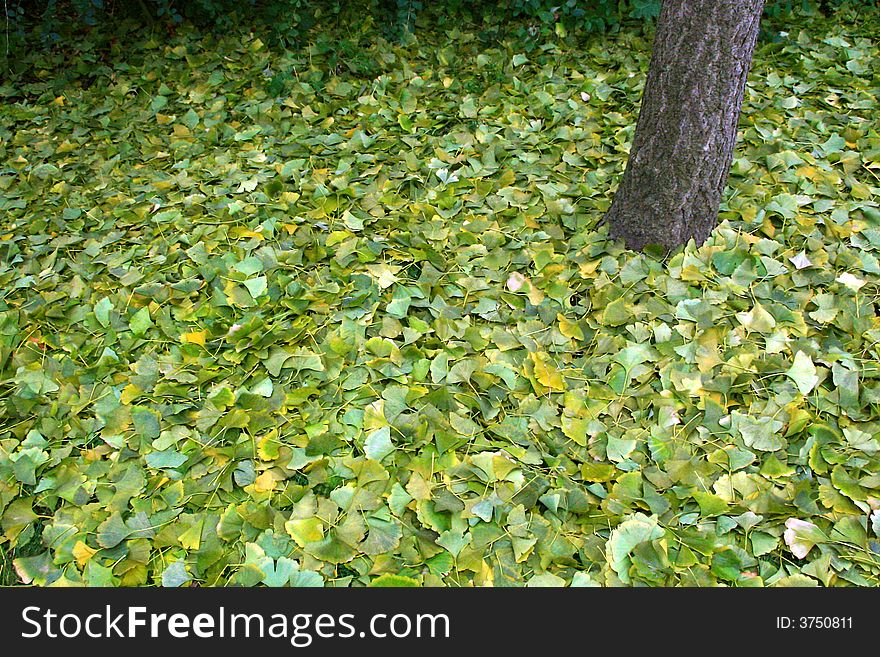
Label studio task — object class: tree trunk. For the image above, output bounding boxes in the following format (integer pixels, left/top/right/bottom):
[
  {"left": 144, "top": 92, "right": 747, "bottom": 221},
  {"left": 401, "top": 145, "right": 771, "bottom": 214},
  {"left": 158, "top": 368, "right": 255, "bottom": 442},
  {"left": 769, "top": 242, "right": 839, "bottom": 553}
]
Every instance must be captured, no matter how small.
[{"left": 605, "top": 0, "right": 765, "bottom": 251}]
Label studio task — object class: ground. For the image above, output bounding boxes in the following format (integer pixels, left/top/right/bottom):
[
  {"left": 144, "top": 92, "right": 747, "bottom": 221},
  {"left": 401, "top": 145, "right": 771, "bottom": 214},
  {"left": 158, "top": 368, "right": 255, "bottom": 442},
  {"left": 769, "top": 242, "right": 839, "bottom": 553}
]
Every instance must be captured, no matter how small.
[{"left": 0, "top": 11, "right": 879, "bottom": 587}]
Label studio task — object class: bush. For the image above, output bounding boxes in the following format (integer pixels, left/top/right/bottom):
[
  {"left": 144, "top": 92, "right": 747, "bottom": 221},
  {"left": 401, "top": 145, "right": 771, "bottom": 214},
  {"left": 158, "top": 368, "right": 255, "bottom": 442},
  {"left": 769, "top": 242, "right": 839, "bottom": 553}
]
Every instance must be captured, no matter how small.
[
  {"left": 1, "top": 0, "right": 871, "bottom": 58},
  {"left": 2, "top": 0, "right": 352, "bottom": 52}
]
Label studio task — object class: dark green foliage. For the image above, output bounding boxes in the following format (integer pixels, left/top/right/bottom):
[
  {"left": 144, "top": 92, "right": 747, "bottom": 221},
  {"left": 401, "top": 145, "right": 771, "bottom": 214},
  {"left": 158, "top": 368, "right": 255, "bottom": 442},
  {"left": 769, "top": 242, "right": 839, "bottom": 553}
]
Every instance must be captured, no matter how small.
[
  {"left": 3, "top": 1, "right": 351, "bottom": 53},
  {"left": 3, "top": 0, "right": 872, "bottom": 57}
]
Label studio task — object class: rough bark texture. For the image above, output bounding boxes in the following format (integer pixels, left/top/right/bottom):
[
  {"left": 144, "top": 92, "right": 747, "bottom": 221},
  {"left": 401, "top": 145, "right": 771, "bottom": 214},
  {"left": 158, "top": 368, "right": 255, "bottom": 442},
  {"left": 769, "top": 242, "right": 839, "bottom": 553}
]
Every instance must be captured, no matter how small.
[{"left": 605, "top": 0, "right": 766, "bottom": 251}]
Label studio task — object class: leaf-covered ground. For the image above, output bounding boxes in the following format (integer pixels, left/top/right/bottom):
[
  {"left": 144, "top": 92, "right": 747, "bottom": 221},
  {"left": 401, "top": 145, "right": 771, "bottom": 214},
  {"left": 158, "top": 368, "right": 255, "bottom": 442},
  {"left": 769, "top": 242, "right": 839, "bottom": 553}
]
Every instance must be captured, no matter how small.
[{"left": 1, "top": 11, "right": 879, "bottom": 587}]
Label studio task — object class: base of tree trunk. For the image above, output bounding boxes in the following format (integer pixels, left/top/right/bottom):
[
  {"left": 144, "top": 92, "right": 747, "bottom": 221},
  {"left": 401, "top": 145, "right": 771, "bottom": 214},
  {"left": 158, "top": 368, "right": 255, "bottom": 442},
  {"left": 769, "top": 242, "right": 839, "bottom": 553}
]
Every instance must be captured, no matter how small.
[
  {"left": 606, "top": 202, "right": 718, "bottom": 253},
  {"left": 604, "top": 0, "right": 765, "bottom": 252}
]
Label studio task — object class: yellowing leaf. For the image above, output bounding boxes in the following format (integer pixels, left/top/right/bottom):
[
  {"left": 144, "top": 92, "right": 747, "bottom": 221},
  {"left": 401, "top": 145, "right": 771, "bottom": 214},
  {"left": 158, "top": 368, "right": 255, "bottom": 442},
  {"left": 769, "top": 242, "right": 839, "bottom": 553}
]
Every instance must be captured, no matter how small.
[
  {"left": 253, "top": 471, "right": 276, "bottom": 493},
  {"left": 285, "top": 517, "right": 325, "bottom": 547},
  {"left": 580, "top": 462, "right": 616, "bottom": 482},
  {"left": 530, "top": 352, "right": 566, "bottom": 391},
  {"left": 557, "top": 314, "right": 584, "bottom": 340},
  {"left": 181, "top": 330, "right": 207, "bottom": 346},
  {"left": 735, "top": 302, "right": 776, "bottom": 333},
  {"left": 179, "top": 519, "right": 204, "bottom": 551},
  {"left": 72, "top": 540, "right": 98, "bottom": 568},
  {"left": 229, "top": 227, "right": 265, "bottom": 240},
  {"left": 120, "top": 383, "right": 142, "bottom": 405}
]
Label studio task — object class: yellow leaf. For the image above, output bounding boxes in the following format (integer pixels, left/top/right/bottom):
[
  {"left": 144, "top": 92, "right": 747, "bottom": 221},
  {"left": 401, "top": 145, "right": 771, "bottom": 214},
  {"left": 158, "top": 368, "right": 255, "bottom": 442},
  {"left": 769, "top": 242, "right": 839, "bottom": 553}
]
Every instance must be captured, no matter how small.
[
  {"left": 680, "top": 264, "right": 705, "bottom": 281},
  {"left": 253, "top": 470, "right": 276, "bottom": 493},
  {"left": 530, "top": 352, "right": 566, "bottom": 391},
  {"left": 795, "top": 165, "right": 817, "bottom": 180},
  {"left": 257, "top": 429, "right": 281, "bottom": 461},
  {"left": 736, "top": 302, "right": 777, "bottom": 334},
  {"left": 557, "top": 314, "right": 584, "bottom": 340},
  {"left": 760, "top": 216, "right": 776, "bottom": 238},
  {"left": 580, "top": 462, "right": 616, "bottom": 482},
  {"left": 527, "top": 285, "right": 544, "bottom": 305},
  {"left": 73, "top": 540, "right": 97, "bottom": 568},
  {"left": 579, "top": 260, "right": 600, "bottom": 276},
  {"left": 120, "top": 383, "right": 141, "bottom": 405},
  {"left": 738, "top": 206, "right": 758, "bottom": 223},
  {"left": 229, "top": 227, "right": 265, "bottom": 240},
  {"left": 179, "top": 520, "right": 203, "bottom": 551},
  {"left": 851, "top": 181, "right": 871, "bottom": 200},
  {"left": 285, "top": 517, "right": 324, "bottom": 547},
  {"left": 181, "top": 330, "right": 207, "bottom": 346},
  {"left": 561, "top": 415, "right": 588, "bottom": 446},
  {"left": 497, "top": 169, "right": 515, "bottom": 186}
]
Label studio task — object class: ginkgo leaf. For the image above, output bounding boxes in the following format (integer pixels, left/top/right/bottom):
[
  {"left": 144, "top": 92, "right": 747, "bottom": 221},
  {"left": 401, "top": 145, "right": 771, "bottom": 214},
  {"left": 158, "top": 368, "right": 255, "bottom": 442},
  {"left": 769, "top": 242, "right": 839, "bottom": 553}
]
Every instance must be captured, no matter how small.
[
  {"left": 529, "top": 351, "right": 566, "bottom": 391},
  {"left": 836, "top": 271, "right": 866, "bottom": 291},
  {"left": 605, "top": 513, "right": 665, "bottom": 585},
  {"left": 735, "top": 302, "right": 776, "bottom": 333},
  {"left": 783, "top": 518, "right": 827, "bottom": 559},
  {"left": 506, "top": 271, "right": 527, "bottom": 292},
  {"left": 788, "top": 251, "right": 812, "bottom": 269},
  {"left": 787, "top": 351, "right": 819, "bottom": 395},
  {"left": 181, "top": 330, "right": 207, "bottom": 346}
]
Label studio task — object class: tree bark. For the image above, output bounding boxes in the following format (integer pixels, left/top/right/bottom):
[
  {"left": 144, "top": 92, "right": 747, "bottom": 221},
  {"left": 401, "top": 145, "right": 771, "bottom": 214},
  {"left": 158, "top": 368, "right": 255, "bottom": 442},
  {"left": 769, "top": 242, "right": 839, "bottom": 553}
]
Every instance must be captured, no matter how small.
[{"left": 605, "top": 0, "right": 765, "bottom": 251}]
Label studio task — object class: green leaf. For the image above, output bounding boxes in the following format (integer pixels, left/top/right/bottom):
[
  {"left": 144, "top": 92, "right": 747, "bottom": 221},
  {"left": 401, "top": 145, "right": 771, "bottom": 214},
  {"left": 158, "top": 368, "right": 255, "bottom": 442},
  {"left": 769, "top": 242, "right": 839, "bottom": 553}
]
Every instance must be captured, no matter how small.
[
  {"left": 605, "top": 513, "right": 665, "bottom": 585},
  {"left": 14, "top": 552, "right": 60, "bottom": 585},
  {"left": 132, "top": 407, "right": 162, "bottom": 439},
  {"left": 436, "top": 529, "right": 471, "bottom": 557},
  {"left": 145, "top": 450, "right": 187, "bottom": 470},
  {"left": 4, "top": 14, "right": 879, "bottom": 589},
  {"left": 97, "top": 512, "right": 133, "bottom": 549},
  {"left": 734, "top": 412, "right": 785, "bottom": 452},
  {"left": 94, "top": 296, "right": 113, "bottom": 327},
  {"left": 602, "top": 298, "right": 632, "bottom": 327},
  {"left": 692, "top": 491, "right": 729, "bottom": 517},
  {"left": 361, "top": 518, "right": 403, "bottom": 555},
  {"left": 243, "top": 276, "right": 268, "bottom": 298},
  {"left": 302, "top": 535, "right": 358, "bottom": 564},
  {"left": 129, "top": 307, "right": 153, "bottom": 336},
  {"left": 786, "top": 350, "right": 819, "bottom": 395},
  {"left": 285, "top": 517, "right": 324, "bottom": 547},
  {"left": 526, "top": 572, "right": 567, "bottom": 587},
  {"left": 364, "top": 426, "right": 395, "bottom": 462},
  {"left": 2, "top": 498, "right": 38, "bottom": 542},
  {"left": 370, "top": 574, "right": 420, "bottom": 587},
  {"left": 162, "top": 561, "right": 192, "bottom": 587}
]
